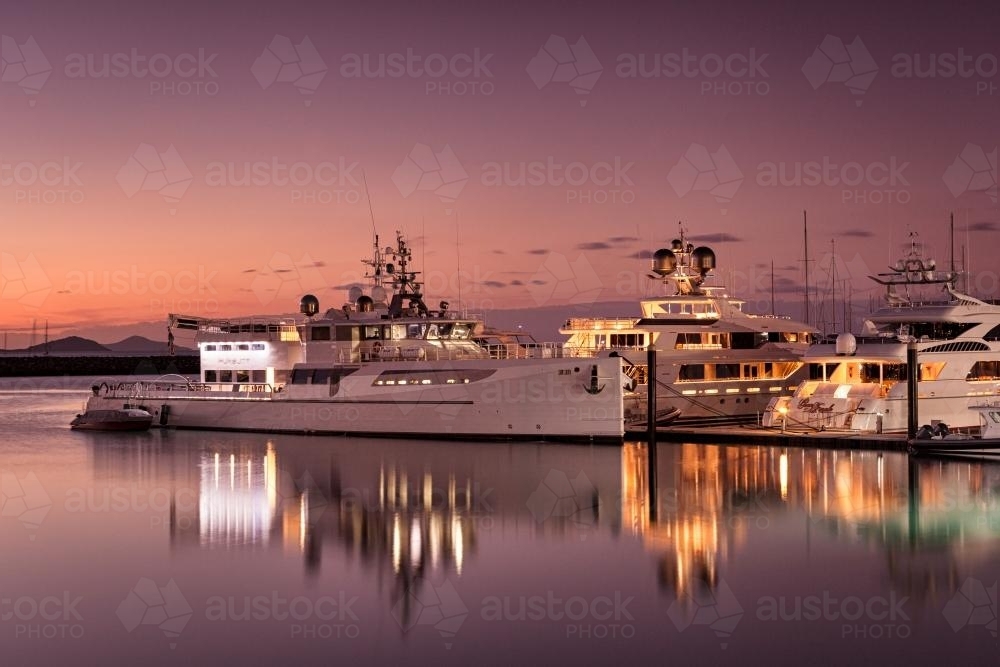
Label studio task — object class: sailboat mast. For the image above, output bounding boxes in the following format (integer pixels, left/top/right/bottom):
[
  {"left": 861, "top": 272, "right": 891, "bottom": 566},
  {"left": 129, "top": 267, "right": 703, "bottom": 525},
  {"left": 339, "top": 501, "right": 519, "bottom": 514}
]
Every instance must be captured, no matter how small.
[{"left": 803, "top": 210, "right": 810, "bottom": 327}]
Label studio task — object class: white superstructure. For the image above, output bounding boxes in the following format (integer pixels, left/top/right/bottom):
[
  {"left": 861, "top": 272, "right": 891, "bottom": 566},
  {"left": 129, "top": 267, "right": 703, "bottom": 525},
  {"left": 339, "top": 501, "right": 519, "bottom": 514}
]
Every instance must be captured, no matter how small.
[
  {"left": 84, "top": 233, "right": 627, "bottom": 442},
  {"left": 560, "top": 224, "right": 815, "bottom": 426},
  {"left": 764, "top": 233, "right": 1000, "bottom": 433}
]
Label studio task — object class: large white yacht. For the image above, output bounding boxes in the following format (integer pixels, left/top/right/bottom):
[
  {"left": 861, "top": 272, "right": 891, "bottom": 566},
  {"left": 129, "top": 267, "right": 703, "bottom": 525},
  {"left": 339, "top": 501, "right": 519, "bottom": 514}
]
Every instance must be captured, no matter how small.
[
  {"left": 763, "top": 234, "right": 1000, "bottom": 433},
  {"left": 82, "top": 233, "right": 628, "bottom": 442},
  {"left": 560, "top": 225, "right": 816, "bottom": 426}
]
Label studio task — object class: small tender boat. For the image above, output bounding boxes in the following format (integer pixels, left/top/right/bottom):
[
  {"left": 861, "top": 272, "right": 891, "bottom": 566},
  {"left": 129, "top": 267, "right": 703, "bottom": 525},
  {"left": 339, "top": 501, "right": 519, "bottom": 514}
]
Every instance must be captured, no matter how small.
[
  {"left": 70, "top": 408, "right": 153, "bottom": 431},
  {"left": 909, "top": 404, "right": 1000, "bottom": 459}
]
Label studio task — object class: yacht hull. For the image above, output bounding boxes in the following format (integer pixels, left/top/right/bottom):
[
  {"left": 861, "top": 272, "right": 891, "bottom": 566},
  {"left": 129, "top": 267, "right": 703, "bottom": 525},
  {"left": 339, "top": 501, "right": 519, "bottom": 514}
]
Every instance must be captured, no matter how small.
[{"left": 85, "top": 358, "right": 626, "bottom": 442}]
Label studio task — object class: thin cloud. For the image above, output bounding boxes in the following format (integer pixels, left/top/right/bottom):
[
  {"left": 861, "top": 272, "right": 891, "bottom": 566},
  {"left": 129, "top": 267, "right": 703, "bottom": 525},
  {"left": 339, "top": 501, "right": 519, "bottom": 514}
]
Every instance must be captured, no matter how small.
[
  {"left": 526, "top": 249, "right": 548, "bottom": 255},
  {"left": 482, "top": 280, "right": 506, "bottom": 288},
  {"left": 838, "top": 228, "right": 875, "bottom": 238},
  {"left": 578, "top": 241, "right": 612, "bottom": 250},
  {"left": 608, "top": 235, "right": 639, "bottom": 243},
  {"left": 492, "top": 249, "right": 506, "bottom": 255},
  {"left": 272, "top": 268, "right": 293, "bottom": 274},
  {"left": 510, "top": 279, "right": 524, "bottom": 286},
  {"left": 628, "top": 250, "right": 652, "bottom": 260},
  {"left": 688, "top": 233, "right": 744, "bottom": 243},
  {"left": 960, "top": 221, "right": 999, "bottom": 233},
  {"left": 241, "top": 268, "right": 257, "bottom": 273}
]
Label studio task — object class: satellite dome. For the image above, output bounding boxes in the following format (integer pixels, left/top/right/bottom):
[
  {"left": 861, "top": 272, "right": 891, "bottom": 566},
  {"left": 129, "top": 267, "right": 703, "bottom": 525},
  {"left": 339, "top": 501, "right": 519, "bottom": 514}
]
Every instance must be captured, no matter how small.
[
  {"left": 691, "top": 246, "right": 716, "bottom": 275},
  {"left": 651, "top": 248, "right": 677, "bottom": 276},
  {"left": 835, "top": 332, "right": 857, "bottom": 356},
  {"left": 357, "top": 295, "right": 374, "bottom": 312},
  {"left": 347, "top": 286, "right": 363, "bottom": 302},
  {"left": 372, "top": 286, "right": 388, "bottom": 303},
  {"left": 670, "top": 238, "right": 683, "bottom": 251},
  {"left": 299, "top": 294, "right": 320, "bottom": 317}
]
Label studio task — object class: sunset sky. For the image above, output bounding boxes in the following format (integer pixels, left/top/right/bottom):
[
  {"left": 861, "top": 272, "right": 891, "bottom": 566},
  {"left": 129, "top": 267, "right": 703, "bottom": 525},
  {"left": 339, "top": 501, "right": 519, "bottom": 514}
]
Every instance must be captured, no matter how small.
[{"left": 0, "top": 0, "right": 996, "bottom": 345}]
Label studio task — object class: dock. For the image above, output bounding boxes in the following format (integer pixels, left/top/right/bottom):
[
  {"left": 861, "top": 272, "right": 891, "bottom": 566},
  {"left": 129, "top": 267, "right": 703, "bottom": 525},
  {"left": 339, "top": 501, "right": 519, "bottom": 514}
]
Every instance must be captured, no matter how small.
[{"left": 625, "top": 424, "right": 910, "bottom": 451}]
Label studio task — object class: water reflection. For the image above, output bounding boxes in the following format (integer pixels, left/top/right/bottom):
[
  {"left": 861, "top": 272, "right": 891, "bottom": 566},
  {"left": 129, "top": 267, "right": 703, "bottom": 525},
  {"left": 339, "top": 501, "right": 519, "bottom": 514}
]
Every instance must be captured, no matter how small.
[
  {"left": 622, "top": 443, "right": 1000, "bottom": 605},
  {"left": 83, "top": 435, "right": 1000, "bottom": 623}
]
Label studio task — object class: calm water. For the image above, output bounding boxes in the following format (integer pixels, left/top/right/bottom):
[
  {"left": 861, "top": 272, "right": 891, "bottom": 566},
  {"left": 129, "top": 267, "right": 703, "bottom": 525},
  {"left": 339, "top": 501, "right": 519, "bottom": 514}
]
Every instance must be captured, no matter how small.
[{"left": 1, "top": 378, "right": 998, "bottom": 665}]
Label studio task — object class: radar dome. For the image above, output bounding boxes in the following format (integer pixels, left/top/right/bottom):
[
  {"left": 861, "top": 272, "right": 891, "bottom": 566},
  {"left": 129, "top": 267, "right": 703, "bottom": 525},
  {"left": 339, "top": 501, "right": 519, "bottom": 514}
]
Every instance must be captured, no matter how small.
[
  {"left": 651, "top": 248, "right": 677, "bottom": 276},
  {"left": 835, "top": 332, "right": 857, "bottom": 356},
  {"left": 347, "top": 286, "right": 363, "bottom": 302},
  {"left": 670, "top": 238, "right": 683, "bottom": 251},
  {"left": 691, "top": 246, "right": 716, "bottom": 275},
  {"left": 371, "top": 286, "right": 388, "bottom": 303},
  {"left": 357, "top": 295, "right": 374, "bottom": 312},
  {"left": 299, "top": 294, "right": 320, "bottom": 317}
]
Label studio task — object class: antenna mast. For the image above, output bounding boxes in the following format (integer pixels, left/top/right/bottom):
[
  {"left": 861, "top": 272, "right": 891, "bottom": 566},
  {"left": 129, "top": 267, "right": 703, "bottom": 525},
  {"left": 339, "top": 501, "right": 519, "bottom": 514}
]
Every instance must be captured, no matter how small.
[{"left": 803, "top": 211, "right": 810, "bottom": 327}]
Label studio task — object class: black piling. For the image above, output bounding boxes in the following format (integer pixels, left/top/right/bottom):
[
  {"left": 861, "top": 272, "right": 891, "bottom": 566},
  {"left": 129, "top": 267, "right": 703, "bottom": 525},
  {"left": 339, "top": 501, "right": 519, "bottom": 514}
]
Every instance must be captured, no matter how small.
[
  {"left": 906, "top": 341, "right": 918, "bottom": 440},
  {"left": 646, "top": 345, "right": 657, "bottom": 521}
]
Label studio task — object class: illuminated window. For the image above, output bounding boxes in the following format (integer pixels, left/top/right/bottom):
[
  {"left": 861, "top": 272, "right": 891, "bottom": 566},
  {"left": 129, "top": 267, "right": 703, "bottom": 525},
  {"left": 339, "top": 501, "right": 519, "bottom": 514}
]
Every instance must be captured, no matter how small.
[{"left": 252, "top": 343, "right": 265, "bottom": 351}]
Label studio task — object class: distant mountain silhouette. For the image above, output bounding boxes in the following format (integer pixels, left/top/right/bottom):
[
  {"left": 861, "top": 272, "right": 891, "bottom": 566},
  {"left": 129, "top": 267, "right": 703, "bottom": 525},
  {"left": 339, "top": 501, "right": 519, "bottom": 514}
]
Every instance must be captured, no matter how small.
[
  {"left": 10, "top": 334, "right": 196, "bottom": 355},
  {"left": 21, "top": 336, "right": 109, "bottom": 353}
]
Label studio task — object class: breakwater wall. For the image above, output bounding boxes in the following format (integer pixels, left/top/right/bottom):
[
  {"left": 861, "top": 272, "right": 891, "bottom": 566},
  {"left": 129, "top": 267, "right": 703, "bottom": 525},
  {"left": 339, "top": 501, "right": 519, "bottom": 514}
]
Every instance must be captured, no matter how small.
[{"left": 0, "top": 355, "right": 199, "bottom": 377}]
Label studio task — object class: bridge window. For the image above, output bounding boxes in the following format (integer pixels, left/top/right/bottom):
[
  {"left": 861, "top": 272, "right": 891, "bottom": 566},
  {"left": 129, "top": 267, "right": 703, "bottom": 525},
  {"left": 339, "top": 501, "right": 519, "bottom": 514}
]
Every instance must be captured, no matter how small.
[
  {"left": 610, "top": 333, "right": 643, "bottom": 348},
  {"left": 252, "top": 370, "right": 267, "bottom": 383},
  {"left": 204, "top": 370, "right": 217, "bottom": 382},
  {"left": 219, "top": 370, "right": 232, "bottom": 383},
  {"left": 311, "top": 326, "right": 331, "bottom": 341},
  {"left": 678, "top": 364, "right": 705, "bottom": 381},
  {"left": 968, "top": 360, "right": 1000, "bottom": 380},
  {"left": 291, "top": 369, "right": 314, "bottom": 384},
  {"left": 236, "top": 370, "right": 250, "bottom": 383}
]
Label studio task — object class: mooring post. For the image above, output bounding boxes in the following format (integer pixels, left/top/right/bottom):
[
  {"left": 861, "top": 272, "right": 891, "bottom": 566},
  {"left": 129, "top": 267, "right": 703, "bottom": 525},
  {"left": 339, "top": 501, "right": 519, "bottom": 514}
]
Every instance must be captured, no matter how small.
[
  {"left": 647, "top": 345, "right": 657, "bottom": 522},
  {"left": 906, "top": 341, "right": 918, "bottom": 440}
]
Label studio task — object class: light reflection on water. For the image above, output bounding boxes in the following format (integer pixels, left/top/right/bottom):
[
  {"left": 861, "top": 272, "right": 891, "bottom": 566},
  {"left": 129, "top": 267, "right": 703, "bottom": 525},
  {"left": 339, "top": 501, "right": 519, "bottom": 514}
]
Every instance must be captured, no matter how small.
[{"left": 1, "top": 389, "right": 998, "bottom": 665}]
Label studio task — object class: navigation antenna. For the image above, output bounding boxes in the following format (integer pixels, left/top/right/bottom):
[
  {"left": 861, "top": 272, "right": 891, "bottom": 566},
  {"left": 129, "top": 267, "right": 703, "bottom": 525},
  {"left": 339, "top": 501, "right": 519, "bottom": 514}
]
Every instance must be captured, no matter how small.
[
  {"left": 455, "top": 212, "right": 464, "bottom": 316},
  {"left": 362, "top": 170, "right": 385, "bottom": 289}
]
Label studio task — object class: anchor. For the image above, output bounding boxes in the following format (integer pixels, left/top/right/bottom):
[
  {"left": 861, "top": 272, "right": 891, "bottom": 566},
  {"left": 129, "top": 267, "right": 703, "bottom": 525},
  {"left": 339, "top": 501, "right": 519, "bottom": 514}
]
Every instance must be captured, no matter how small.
[{"left": 584, "top": 365, "right": 606, "bottom": 395}]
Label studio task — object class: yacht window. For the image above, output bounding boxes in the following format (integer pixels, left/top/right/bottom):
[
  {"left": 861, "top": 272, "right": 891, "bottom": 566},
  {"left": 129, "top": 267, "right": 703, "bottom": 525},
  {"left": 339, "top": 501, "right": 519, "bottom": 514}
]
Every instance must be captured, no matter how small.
[
  {"left": 610, "top": 333, "right": 643, "bottom": 348},
  {"left": 312, "top": 369, "right": 333, "bottom": 385},
  {"left": 407, "top": 324, "right": 426, "bottom": 339},
  {"left": 678, "top": 364, "right": 705, "bottom": 381},
  {"left": 205, "top": 345, "right": 217, "bottom": 351},
  {"left": 219, "top": 370, "right": 233, "bottom": 383},
  {"left": 291, "top": 369, "right": 314, "bottom": 384},
  {"left": 364, "top": 326, "right": 381, "bottom": 340},
  {"left": 251, "top": 370, "right": 266, "bottom": 383},
  {"left": 236, "top": 370, "right": 250, "bottom": 383},
  {"left": 984, "top": 325, "right": 1000, "bottom": 341},
  {"left": 220, "top": 345, "right": 232, "bottom": 351},
  {"left": 311, "top": 326, "right": 331, "bottom": 341},
  {"left": 391, "top": 324, "right": 406, "bottom": 340},
  {"left": 992, "top": 411, "right": 1000, "bottom": 424},
  {"left": 450, "top": 324, "right": 470, "bottom": 339},
  {"left": 908, "top": 321, "right": 980, "bottom": 340},
  {"left": 715, "top": 363, "right": 740, "bottom": 379},
  {"left": 968, "top": 360, "right": 1000, "bottom": 381},
  {"left": 426, "top": 324, "right": 440, "bottom": 339},
  {"left": 251, "top": 343, "right": 265, "bottom": 350},
  {"left": 238, "top": 344, "right": 249, "bottom": 351},
  {"left": 204, "top": 370, "right": 217, "bottom": 382},
  {"left": 438, "top": 323, "right": 453, "bottom": 337}
]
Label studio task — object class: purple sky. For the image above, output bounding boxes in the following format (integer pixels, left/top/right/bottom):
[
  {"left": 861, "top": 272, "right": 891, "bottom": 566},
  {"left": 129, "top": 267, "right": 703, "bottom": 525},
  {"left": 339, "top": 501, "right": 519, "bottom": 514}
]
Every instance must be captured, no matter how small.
[{"left": 0, "top": 0, "right": 996, "bottom": 343}]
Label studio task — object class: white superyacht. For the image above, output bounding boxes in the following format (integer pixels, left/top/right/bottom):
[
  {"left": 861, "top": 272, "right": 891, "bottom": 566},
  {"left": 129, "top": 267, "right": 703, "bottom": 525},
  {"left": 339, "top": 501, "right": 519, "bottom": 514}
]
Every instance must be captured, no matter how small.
[
  {"left": 83, "top": 233, "right": 628, "bottom": 441},
  {"left": 560, "top": 225, "right": 816, "bottom": 426}
]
